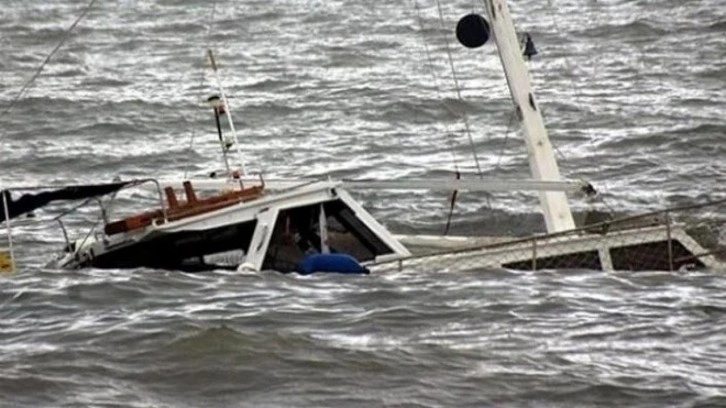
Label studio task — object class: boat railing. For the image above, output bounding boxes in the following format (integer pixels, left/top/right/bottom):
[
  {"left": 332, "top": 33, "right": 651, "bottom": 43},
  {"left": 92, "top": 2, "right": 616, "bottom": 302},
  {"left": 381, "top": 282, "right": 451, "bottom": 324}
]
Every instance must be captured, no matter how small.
[
  {"left": 1, "top": 179, "right": 168, "bottom": 263},
  {"left": 375, "top": 197, "right": 726, "bottom": 272},
  {"left": 60, "top": 179, "right": 167, "bottom": 255}
]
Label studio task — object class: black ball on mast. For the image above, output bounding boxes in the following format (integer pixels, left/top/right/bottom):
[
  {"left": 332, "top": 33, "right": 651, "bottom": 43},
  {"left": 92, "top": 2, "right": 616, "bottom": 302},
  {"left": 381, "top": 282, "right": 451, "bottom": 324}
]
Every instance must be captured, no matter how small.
[{"left": 456, "top": 14, "right": 490, "bottom": 48}]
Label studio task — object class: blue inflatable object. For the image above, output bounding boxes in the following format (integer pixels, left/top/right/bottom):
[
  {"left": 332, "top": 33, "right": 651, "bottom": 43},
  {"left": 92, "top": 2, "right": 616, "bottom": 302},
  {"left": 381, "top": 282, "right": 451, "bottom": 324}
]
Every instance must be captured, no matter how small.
[{"left": 296, "top": 253, "right": 369, "bottom": 275}]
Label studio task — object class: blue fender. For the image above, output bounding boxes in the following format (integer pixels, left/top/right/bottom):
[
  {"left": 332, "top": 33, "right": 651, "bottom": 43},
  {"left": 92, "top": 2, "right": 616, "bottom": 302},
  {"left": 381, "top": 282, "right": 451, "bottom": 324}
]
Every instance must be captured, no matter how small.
[{"left": 296, "top": 253, "right": 369, "bottom": 275}]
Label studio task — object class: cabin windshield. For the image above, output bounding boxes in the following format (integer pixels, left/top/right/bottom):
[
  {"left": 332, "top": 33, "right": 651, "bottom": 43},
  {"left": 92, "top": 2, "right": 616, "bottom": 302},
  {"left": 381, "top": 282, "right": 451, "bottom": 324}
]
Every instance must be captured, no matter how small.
[
  {"left": 263, "top": 199, "right": 394, "bottom": 272},
  {"left": 91, "top": 219, "right": 258, "bottom": 272}
]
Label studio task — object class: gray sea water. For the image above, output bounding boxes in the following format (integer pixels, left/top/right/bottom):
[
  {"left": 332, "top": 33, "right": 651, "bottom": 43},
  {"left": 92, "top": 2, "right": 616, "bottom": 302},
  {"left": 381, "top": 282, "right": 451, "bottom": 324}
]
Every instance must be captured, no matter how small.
[{"left": 1, "top": 0, "right": 726, "bottom": 406}]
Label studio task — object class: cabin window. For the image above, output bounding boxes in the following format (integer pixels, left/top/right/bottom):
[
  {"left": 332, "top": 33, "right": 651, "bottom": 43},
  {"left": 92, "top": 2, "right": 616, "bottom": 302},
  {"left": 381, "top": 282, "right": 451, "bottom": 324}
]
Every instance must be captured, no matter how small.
[
  {"left": 93, "top": 219, "right": 257, "bottom": 272},
  {"left": 503, "top": 250, "right": 602, "bottom": 271},
  {"left": 609, "top": 240, "right": 704, "bottom": 271},
  {"left": 263, "top": 200, "right": 394, "bottom": 272}
]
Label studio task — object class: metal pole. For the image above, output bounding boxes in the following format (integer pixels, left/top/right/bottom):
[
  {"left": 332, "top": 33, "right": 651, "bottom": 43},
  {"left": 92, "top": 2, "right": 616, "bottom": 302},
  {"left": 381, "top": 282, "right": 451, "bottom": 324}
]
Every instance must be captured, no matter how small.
[
  {"left": 207, "top": 49, "right": 247, "bottom": 177},
  {"left": 148, "top": 179, "right": 168, "bottom": 223},
  {"left": 665, "top": 211, "right": 673, "bottom": 272},
  {"left": 212, "top": 102, "right": 232, "bottom": 176},
  {"left": 319, "top": 204, "right": 330, "bottom": 254}
]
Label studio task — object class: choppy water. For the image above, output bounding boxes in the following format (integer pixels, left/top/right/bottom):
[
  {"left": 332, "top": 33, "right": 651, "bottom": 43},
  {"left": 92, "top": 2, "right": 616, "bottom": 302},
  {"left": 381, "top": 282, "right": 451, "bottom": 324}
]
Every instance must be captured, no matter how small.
[{"left": 1, "top": 0, "right": 725, "bottom": 406}]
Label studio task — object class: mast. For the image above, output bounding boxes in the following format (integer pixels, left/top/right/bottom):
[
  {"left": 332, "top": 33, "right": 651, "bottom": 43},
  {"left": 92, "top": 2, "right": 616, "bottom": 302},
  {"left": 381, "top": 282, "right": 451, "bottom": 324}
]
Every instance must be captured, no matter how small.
[{"left": 483, "top": 0, "right": 575, "bottom": 233}]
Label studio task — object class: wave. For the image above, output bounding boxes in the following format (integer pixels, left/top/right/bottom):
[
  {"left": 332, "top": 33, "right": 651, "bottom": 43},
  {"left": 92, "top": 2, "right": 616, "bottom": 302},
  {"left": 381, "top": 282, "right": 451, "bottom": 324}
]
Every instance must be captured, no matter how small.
[
  {"left": 706, "top": 20, "right": 726, "bottom": 32},
  {"left": 576, "top": 19, "right": 669, "bottom": 39}
]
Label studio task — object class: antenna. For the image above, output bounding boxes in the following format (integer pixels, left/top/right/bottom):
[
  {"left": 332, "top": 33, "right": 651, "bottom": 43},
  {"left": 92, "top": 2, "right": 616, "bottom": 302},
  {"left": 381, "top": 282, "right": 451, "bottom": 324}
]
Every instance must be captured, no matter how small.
[
  {"left": 207, "top": 50, "right": 247, "bottom": 178},
  {"left": 207, "top": 95, "right": 232, "bottom": 176}
]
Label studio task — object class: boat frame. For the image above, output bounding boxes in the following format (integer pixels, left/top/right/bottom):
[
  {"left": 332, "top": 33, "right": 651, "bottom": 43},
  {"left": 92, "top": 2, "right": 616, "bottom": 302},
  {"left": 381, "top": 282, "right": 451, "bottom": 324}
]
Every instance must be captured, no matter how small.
[{"left": 54, "top": 179, "right": 411, "bottom": 272}]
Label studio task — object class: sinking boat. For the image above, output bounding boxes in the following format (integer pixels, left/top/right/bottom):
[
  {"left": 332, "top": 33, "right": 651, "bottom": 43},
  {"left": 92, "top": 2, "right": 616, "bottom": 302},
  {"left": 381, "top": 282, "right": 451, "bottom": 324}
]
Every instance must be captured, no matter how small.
[{"left": 2, "top": 0, "right": 724, "bottom": 274}]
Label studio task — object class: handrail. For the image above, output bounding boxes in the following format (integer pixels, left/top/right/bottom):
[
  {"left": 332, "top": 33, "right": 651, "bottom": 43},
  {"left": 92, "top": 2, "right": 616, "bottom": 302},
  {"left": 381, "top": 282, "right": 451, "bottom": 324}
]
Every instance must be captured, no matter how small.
[
  {"left": 375, "top": 197, "right": 726, "bottom": 265},
  {"left": 146, "top": 178, "right": 168, "bottom": 223},
  {"left": 154, "top": 177, "right": 591, "bottom": 194}
]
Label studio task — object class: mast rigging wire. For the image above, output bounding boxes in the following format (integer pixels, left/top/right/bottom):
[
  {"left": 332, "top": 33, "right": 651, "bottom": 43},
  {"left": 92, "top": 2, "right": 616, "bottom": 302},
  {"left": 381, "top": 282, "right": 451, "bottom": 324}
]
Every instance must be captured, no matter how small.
[
  {"left": 433, "top": 0, "right": 486, "bottom": 180},
  {"left": 411, "top": 0, "right": 470, "bottom": 235},
  {"left": 0, "top": 0, "right": 98, "bottom": 142},
  {"left": 545, "top": 0, "right": 615, "bottom": 216},
  {"left": 410, "top": 0, "right": 461, "bottom": 174}
]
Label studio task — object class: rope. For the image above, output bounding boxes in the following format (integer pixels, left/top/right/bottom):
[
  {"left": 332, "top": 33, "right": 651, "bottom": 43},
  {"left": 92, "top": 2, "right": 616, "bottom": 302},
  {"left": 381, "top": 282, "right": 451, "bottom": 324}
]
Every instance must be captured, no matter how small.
[
  {"left": 411, "top": 0, "right": 467, "bottom": 233},
  {"left": 534, "top": 1, "right": 572, "bottom": 169},
  {"left": 543, "top": 0, "right": 600, "bottom": 174},
  {"left": 410, "top": 0, "right": 462, "bottom": 175},
  {"left": 494, "top": 108, "right": 517, "bottom": 169},
  {"left": 433, "top": 0, "right": 486, "bottom": 180},
  {"left": 0, "top": 0, "right": 98, "bottom": 141},
  {"left": 545, "top": 0, "right": 616, "bottom": 217}
]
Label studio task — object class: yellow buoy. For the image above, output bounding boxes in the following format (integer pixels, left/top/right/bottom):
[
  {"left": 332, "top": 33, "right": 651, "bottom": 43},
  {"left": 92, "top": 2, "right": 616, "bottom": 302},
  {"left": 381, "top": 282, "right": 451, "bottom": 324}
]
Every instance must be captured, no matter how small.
[{"left": 0, "top": 249, "right": 14, "bottom": 273}]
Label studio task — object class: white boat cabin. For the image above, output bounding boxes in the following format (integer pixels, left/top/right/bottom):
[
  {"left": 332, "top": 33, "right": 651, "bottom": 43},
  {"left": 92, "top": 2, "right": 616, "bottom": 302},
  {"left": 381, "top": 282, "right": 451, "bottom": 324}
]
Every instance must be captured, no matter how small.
[{"left": 55, "top": 180, "right": 410, "bottom": 273}]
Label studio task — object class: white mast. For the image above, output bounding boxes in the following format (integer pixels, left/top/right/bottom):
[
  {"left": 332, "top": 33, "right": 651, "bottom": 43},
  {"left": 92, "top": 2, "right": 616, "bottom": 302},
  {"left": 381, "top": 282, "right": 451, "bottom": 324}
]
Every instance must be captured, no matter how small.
[{"left": 483, "top": 0, "right": 575, "bottom": 233}]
